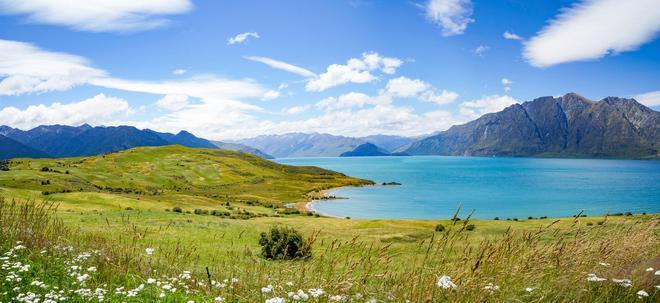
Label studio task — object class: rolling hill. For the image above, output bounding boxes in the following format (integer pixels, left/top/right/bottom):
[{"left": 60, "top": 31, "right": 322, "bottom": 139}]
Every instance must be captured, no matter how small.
[
  {"left": 0, "top": 145, "right": 372, "bottom": 209},
  {"left": 404, "top": 93, "right": 660, "bottom": 159}
]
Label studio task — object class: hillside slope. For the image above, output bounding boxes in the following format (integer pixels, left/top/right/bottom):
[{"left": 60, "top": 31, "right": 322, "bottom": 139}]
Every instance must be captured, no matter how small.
[
  {"left": 405, "top": 93, "right": 660, "bottom": 159},
  {"left": 234, "top": 133, "right": 366, "bottom": 157},
  {"left": 0, "top": 145, "right": 371, "bottom": 207}
]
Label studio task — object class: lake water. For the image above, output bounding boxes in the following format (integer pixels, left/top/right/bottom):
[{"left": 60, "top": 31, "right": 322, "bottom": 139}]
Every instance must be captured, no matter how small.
[{"left": 276, "top": 156, "right": 660, "bottom": 220}]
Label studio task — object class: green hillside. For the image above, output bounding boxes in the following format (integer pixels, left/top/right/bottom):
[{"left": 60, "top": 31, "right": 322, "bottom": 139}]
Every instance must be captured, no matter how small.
[{"left": 0, "top": 145, "right": 372, "bottom": 212}]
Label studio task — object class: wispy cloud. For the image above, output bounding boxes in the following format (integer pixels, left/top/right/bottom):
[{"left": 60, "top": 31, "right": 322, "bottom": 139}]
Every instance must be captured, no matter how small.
[
  {"left": 0, "top": 39, "right": 106, "bottom": 96},
  {"left": 473, "top": 45, "right": 490, "bottom": 57},
  {"left": 172, "top": 69, "right": 187, "bottom": 75},
  {"left": 381, "top": 76, "right": 458, "bottom": 105},
  {"left": 244, "top": 56, "right": 316, "bottom": 78},
  {"left": 227, "top": 32, "right": 260, "bottom": 45},
  {"left": 501, "top": 78, "right": 513, "bottom": 91},
  {"left": 0, "top": 0, "right": 193, "bottom": 33},
  {"left": 524, "top": 0, "right": 660, "bottom": 67},
  {"left": 634, "top": 90, "right": 660, "bottom": 107},
  {"left": 459, "top": 95, "right": 517, "bottom": 119},
  {"left": 503, "top": 31, "right": 523, "bottom": 41},
  {"left": 423, "top": 0, "right": 473, "bottom": 36}
]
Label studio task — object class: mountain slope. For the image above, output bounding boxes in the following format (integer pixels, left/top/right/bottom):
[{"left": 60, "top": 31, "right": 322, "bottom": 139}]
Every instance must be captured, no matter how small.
[
  {"left": 234, "top": 133, "right": 366, "bottom": 157},
  {"left": 404, "top": 93, "right": 660, "bottom": 159},
  {"left": 54, "top": 126, "right": 171, "bottom": 157},
  {"left": 210, "top": 141, "right": 274, "bottom": 159},
  {"left": 0, "top": 135, "right": 49, "bottom": 160},
  {"left": 149, "top": 130, "right": 217, "bottom": 148},
  {"left": 0, "top": 124, "right": 91, "bottom": 157}
]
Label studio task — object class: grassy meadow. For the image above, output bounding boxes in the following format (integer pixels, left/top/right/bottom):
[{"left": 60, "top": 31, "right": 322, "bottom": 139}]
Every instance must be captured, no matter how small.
[{"left": 0, "top": 146, "right": 658, "bottom": 302}]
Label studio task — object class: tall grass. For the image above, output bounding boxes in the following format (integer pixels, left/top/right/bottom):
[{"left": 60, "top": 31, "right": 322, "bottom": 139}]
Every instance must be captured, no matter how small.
[{"left": 1, "top": 198, "right": 658, "bottom": 302}]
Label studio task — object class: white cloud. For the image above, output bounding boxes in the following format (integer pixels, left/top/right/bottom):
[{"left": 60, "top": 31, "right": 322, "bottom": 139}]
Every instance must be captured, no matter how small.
[
  {"left": 501, "top": 78, "right": 513, "bottom": 92},
  {"left": 227, "top": 32, "right": 260, "bottom": 45},
  {"left": 262, "top": 90, "right": 280, "bottom": 101},
  {"left": 306, "top": 52, "right": 402, "bottom": 92},
  {"left": 315, "top": 92, "right": 389, "bottom": 111},
  {"left": 172, "top": 69, "right": 187, "bottom": 75},
  {"left": 0, "top": 39, "right": 105, "bottom": 96},
  {"left": 473, "top": 45, "right": 490, "bottom": 57},
  {"left": 282, "top": 105, "right": 310, "bottom": 115},
  {"left": 244, "top": 56, "right": 316, "bottom": 78},
  {"left": 0, "top": 0, "right": 192, "bottom": 33},
  {"left": 634, "top": 91, "right": 660, "bottom": 107},
  {"left": 0, "top": 94, "right": 133, "bottom": 129},
  {"left": 503, "top": 31, "right": 523, "bottom": 41},
  {"left": 156, "top": 94, "right": 189, "bottom": 111},
  {"left": 424, "top": 0, "right": 473, "bottom": 36},
  {"left": 524, "top": 0, "right": 660, "bottom": 67},
  {"left": 459, "top": 95, "right": 517, "bottom": 119},
  {"left": 381, "top": 77, "right": 458, "bottom": 105},
  {"left": 383, "top": 77, "right": 429, "bottom": 98},
  {"left": 419, "top": 90, "right": 459, "bottom": 105}
]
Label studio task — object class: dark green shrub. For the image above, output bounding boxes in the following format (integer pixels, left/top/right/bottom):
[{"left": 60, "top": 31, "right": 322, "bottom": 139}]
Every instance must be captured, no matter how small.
[
  {"left": 528, "top": 216, "right": 534, "bottom": 220},
  {"left": 586, "top": 222, "right": 593, "bottom": 226},
  {"left": 435, "top": 224, "right": 445, "bottom": 232},
  {"left": 493, "top": 217, "right": 499, "bottom": 220},
  {"left": 465, "top": 224, "right": 476, "bottom": 231},
  {"left": 597, "top": 221, "right": 604, "bottom": 225},
  {"left": 258, "top": 226, "right": 311, "bottom": 260},
  {"left": 172, "top": 207, "right": 183, "bottom": 213},
  {"left": 625, "top": 212, "right": 633, "bottom": 216}
]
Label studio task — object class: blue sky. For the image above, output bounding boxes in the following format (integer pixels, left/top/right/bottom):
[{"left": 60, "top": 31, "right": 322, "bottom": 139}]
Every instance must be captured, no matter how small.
[{"left": 0, "top": 0, "right": 659, "bottom": 139}]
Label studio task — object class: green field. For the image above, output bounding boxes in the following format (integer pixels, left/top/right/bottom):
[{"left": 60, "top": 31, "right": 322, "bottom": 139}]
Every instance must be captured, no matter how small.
[{"left": 0, "top": 146, "right": 658, "bottom": 302}]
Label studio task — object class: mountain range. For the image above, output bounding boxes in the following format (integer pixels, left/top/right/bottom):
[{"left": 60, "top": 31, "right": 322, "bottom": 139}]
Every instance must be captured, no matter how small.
[
  {"left": 404, "top": 93, "right": 659, "bottom": 159},
  {"left": 1, "top": 93, "right": 657, "bottom": 160},
  {"left": 0, "top": 125, "right": 272, "bottom": 160},
  {"left": 231, "top": 133, "right": 416, "bottom": 158}
]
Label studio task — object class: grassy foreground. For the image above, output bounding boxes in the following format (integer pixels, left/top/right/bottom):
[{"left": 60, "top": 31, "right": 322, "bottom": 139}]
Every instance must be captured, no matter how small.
[{"left": 0, "top": 146, "right": 658, "bottom": 302}]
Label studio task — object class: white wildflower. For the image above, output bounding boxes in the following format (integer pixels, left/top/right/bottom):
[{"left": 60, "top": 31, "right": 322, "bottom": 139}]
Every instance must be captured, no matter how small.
[
  {"left": 214, "top": 297, "right": 225, "bottom": 302},
  {"left": 637, "top": 290, "right": 649, "bottom": 298},
  {"left": 611, "top": 278, "right": 632, "bottom": 287},
  {"left": 145, "top": 248, "right": 154, "bottom": 256},
  {"left": 265, "top": 297, "right": 285, "bottom": 303},
  {"left": 598, "top": 262, "right": 610, "bottom": 267},
  {"left": 525, "top": 287, "right": 534, "bottom": 293},
  {"left": 645, "top": 267, "right": 654, "bottom": 272},
  {"left": 308, "top": 288, "right": 325, "bottom": 298},
  {"left": 261, "top": 284, "right": 273, "bottom": 294},
  {"left": 147, "top": 278, "right": 156, "bottom": 284},
  {"left": 329, "top": 295, "right": 346, "bottom": 302},
  {"left": 87, "top": 266, "right": 97, "bottom": 272},
  {"left": 655, "top": 270, "right": 660, "bottom": 276},
  {"left": 286, "top": 281, "right": 294, "bottom": 287},
  {"left": 436, "top": 275, "right": 457, "bottom": 289},
  {"left": 484, "top": 282, "right": 500, "bottom": 291},
  {"left": 586, "top": 273, "right": 606, "bottom": 282}
]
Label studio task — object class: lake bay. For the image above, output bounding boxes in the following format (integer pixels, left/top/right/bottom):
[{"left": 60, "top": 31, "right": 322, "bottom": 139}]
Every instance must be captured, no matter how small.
[{"left": 276, "top": 156, "right": 660, "bottom": 219}]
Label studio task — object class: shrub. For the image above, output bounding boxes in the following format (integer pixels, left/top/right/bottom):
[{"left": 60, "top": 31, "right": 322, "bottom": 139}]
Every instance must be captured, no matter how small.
[
  {"left": 597, "top": 221, "right": 605, "bottom": 225},
  {"left": 465, "top": 224, "right": 476, "bottom": 231},
  {"left": 435, "top": 224, "right": 445, "bottom": 232},
  {"left": 493, "top": 217, "right": 499, "bottom": 220},
  {"left": 625, "top": 212, "right": 633, "bottom": 216},
  {"left": 172, "top": 207, "right": 183, "bottom": 213},
  {"left": 258, "top": 226, "right": 311, "bottom": 260},
  {"left": 586, "top": 222, "right": 593, "bottom": 226},
  {"left": 528, "top": 216, "right": 534, "bottom": 220}
]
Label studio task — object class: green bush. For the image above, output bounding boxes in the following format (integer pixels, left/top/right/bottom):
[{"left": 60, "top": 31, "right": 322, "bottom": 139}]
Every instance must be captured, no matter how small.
[
  {"left": 465, "top": 224, "right": 476, "bottom": 231},
  {"left": 435, "top": 224, "right": 445, "bottom": 232},
  {"left": 172, "top": 207, "right": 183, "bottom": 213},
  {"left": 586, "top": 222, "right": 594, "bottom": 226},
  {"left": 258, "top": 226, "right": 311, "bottom": 260}
]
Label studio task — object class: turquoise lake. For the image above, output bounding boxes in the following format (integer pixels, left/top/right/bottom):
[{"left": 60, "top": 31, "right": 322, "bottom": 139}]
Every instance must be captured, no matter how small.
[{"left": 276, "top": 156, "right": 660, "bottom": 219}]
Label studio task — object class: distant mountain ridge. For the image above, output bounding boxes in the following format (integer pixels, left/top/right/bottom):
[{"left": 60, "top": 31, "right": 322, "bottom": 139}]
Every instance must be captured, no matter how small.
[
  {"left": 233, "top": 133, "right": 417, "bottom": 158},
  {"left": 340, "top": 143, "right": 410, "bottom": 157},
  {"left": 404, "top": 93, "right": 660, "bottom": 159},
  {"left": 0, "top": 125, "right": 272, "bottom": 160}
]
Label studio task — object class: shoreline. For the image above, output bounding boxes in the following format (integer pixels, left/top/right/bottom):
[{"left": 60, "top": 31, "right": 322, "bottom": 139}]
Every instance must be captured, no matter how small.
[{"left": 295, "top": 186, "right": 351, "bottom": 218}]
